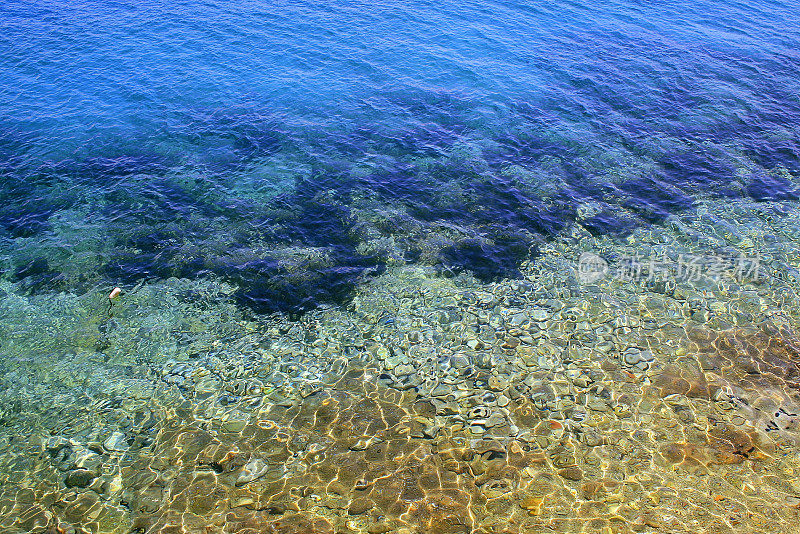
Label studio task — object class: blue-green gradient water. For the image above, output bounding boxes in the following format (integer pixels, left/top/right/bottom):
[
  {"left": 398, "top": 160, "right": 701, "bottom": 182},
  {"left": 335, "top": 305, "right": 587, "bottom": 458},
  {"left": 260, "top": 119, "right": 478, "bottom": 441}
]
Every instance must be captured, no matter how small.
[{"left": 1, "top": 0, "right": 799, "bottom": 314}]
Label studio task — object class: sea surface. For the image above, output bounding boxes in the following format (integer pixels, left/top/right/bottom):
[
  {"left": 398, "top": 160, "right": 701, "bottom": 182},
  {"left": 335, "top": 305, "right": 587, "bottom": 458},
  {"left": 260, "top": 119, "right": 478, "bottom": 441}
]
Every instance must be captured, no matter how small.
[{"left": 1, "top": 0, "right": 800, "bottom": 532}]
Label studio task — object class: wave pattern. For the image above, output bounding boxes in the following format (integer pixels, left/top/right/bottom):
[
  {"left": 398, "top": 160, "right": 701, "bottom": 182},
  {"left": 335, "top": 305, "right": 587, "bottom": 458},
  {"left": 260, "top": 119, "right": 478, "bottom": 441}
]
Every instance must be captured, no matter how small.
[{"left": 0, "top": 0, "right": 799, "bottom": 313}]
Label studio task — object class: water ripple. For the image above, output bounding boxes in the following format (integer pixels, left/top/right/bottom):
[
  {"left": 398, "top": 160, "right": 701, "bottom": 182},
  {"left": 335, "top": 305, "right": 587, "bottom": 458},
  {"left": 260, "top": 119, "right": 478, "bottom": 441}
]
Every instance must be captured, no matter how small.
[{"left": 1, "top": 0, "right": 799, "bottom": 312}]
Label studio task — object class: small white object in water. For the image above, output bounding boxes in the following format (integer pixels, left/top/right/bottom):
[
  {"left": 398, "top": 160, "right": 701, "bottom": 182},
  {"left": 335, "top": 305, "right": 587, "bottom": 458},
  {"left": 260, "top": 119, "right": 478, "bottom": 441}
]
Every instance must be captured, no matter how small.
[{"left": 109, "top": 287, "right": 121, "bottom": 299}]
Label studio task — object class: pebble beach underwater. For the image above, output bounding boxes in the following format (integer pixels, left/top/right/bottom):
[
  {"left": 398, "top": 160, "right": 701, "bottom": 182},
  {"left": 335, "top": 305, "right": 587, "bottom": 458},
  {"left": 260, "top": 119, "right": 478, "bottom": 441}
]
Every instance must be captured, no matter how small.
[{"left": 1, "top": 0, "right": 800, "bottom": 532}]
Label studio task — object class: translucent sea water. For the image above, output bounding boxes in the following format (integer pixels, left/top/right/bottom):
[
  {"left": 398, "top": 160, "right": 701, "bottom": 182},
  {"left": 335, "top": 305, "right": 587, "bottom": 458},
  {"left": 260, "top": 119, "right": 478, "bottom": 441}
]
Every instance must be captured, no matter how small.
[{"left": 1, "top": 0, "right": 800, "bottom": 532}]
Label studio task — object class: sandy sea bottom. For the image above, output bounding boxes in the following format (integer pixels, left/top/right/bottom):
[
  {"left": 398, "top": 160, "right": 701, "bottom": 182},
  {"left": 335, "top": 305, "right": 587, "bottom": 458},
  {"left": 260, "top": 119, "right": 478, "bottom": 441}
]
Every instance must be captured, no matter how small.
[{"left": 1, "top": 192, "right": 800, "bottom": 534}]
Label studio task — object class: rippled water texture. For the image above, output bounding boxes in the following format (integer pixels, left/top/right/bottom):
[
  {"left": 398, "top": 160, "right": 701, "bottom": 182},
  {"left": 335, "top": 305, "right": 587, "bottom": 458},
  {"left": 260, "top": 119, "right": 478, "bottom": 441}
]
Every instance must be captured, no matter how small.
[
  {"left": 2, "top": 1, "right": 800, "bottom": 533},
  {"left": 0, "top": 0, "right": 798, "bottom": 312}
]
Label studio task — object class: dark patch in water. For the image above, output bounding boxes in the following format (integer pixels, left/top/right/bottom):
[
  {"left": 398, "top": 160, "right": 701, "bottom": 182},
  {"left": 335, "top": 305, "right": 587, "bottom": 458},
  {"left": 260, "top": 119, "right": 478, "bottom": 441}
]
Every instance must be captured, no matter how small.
[
  {"left": 746, "top": 173, "right": 799, "bottom": 202},
  {"left": 350, "top": 165, "right": 559, "bottom": 281},
  {"left": 742, "top": 135, "right": 800, "bottom": 173},
  {"left": 619, "top": 177, "right": 694, "bottom": 223},
  {"left": 8, "top": 96, "right": 799, "bottom": 318},
  {"left": 580, "top": 211, "right": 636, "bottom": 237},
  {"left": 101, "top": 177, "right": 222, "bottom": 229},
  {"left": 139, "top": 179, "right": 217, "bottom": 219},
  {"left": 222, "top": 254, "right": 384, "bottom": 316},
  {"left": 267, "top": 177, "right": 358, "bottom": 248},
  {"left": 337, "top": 124, "right": 460, "bottom": 161},
  {"left": 561, "top": 178, "right": 615, "bottom": 202},
  {"left": 0, "top": 153, "right": 178, "bottom": 241},
  {"left": 28, "top": 153, "right": 176, "bottom": 189},
  {"left": 659, "top": 148, "right": 736, "bottom": 190},
  {"left": 125, "top": 231, "right": 176, "bottom": 254},
  {"left": 177, "top": 110, "right": 292, "bottom": 171},
  {"left": 98, "top": 169, "right": 386, "bottom": 315},
  {"left": 11, "top": 257, "right": 65, "bottom": 293},
  {"left": 441, "top": 234, "right": 530, "bottom": 282},
  {"left": 74, "top": 155, "right": 173, "bottom": 181},
  {"left": 0, "top": 208, "right": 54, "bottom": 238},
  {"left": 104, "top": 250, "right": 208, "bottom": 283},
  {"left": 485, "top": 131, "right": 579, "bottom": 169}
]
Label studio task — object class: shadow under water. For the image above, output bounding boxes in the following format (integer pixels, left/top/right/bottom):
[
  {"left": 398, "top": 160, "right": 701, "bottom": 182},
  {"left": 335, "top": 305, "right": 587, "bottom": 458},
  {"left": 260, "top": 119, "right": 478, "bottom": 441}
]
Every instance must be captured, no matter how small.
[{"left": 1, "top": 95, "right": 798, "bottom": 316}]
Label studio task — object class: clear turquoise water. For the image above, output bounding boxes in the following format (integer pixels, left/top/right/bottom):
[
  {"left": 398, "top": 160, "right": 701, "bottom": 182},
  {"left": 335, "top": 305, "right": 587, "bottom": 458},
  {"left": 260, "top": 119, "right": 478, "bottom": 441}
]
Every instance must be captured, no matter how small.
[
  {"left": 0, "top": 0, "right": 798, "bottom": 311},
  {"left": 2, "top": 3, "right": 800, "bottom": 532}
]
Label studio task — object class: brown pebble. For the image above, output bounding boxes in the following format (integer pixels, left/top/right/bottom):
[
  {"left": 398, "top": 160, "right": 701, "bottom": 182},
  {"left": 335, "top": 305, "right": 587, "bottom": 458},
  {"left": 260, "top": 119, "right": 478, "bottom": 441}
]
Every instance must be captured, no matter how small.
[
  {"left": 65, "top": 469, "right": 96, "bottom": 488},
  {"left": 557, "top": 467, "right": 584, "bottom": 481},
  {"left": 348, "top": 497, "right": 374, "bottom": 515}
]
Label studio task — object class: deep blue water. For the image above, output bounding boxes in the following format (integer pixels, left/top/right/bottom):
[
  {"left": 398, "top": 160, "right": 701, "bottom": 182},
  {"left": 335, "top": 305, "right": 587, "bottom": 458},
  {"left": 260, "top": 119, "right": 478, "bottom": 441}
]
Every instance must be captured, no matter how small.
[{"left": 1, "top": 0, "right": 799, "bottom": 313}]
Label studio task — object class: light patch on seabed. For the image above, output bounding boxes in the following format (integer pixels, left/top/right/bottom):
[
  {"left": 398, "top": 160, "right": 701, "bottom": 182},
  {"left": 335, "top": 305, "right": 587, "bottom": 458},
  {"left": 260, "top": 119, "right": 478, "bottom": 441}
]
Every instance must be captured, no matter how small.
[{"left": 0, "top": 194, "right": 800, "bottom": 532}]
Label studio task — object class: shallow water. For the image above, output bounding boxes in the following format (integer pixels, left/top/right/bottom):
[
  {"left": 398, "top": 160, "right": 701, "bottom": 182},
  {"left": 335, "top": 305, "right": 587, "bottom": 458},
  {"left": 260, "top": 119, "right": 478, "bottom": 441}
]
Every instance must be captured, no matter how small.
[{"left": 1, "top": 0, "right": 800, "bottom": 533}]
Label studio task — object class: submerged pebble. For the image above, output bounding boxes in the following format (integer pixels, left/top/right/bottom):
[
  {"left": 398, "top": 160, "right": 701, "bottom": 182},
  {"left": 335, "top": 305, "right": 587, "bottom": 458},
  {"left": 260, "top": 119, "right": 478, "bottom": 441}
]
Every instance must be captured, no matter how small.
[{"left": 103, "top": 431, "right": 128, "bottom": 452}]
